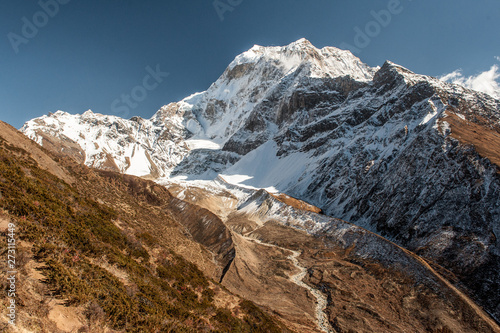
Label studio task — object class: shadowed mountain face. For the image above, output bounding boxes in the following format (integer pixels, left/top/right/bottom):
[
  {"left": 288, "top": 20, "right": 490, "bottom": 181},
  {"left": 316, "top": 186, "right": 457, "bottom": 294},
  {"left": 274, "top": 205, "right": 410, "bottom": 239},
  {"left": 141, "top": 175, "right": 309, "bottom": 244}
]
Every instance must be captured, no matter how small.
[
  {"left": 19, "top": 39, "right": 500, "bottom": 325},
  {"left": 2, "top": 119, "right": 500, "bottom": 332}
]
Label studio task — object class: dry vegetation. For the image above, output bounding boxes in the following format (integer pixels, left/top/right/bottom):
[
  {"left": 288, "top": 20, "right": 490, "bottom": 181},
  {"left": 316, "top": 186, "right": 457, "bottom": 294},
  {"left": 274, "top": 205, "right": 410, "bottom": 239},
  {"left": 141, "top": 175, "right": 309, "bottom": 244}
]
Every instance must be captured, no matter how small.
[
  {"left": 441, "top": 111, "right": 500, "bottom": 171},
  {"left": 173, "top": 181, "right": 500, "bottom": 333},
  {"left": 269, "top": 193, "right": 322, "bottom": 214},
  {"left": 0, "top": 123, "right": 289, "bottom": 332},
  {"left": 2, "top": 119, "right": 499, "bottom": 332},
  {"left": 250, "top": 222, "right": 499, "bottom": 333}
]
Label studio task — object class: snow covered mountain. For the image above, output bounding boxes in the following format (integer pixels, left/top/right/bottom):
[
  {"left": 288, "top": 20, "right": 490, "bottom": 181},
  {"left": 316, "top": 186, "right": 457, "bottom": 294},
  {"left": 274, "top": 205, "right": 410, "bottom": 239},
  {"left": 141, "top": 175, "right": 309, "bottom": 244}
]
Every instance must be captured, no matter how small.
[
  {"left": 22, "top": 38, "right": 377, "bottom": 179},
  {"left": 21, "top": 39, "right": 500, "bottom": 321}
]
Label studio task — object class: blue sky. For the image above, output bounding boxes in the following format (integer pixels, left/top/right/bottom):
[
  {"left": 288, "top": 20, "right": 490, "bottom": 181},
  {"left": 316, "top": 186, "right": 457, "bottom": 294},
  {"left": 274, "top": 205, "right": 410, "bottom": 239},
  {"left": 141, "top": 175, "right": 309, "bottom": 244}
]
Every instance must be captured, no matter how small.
[{"left": 1, "top": 0, "right": 499, "bottom": 128}]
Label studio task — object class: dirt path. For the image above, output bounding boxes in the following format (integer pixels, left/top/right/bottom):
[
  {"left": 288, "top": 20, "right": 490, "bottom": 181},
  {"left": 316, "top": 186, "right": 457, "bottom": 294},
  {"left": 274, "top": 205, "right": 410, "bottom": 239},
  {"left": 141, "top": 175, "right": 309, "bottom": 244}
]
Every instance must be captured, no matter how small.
[
  {"left": 287, "top": 250, "right": 333, "bottom": 333},
  {"left": 242, "top": 235, "right": 334, "bottom": 332}
]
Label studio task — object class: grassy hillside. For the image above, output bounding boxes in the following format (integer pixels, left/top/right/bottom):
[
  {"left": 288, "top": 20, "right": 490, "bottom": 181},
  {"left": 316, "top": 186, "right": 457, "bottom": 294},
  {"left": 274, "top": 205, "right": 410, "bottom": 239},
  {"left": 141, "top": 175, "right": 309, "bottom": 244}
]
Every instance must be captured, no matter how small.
[{"left": 0, "top": 124, "right": 289, "bottom": 332}]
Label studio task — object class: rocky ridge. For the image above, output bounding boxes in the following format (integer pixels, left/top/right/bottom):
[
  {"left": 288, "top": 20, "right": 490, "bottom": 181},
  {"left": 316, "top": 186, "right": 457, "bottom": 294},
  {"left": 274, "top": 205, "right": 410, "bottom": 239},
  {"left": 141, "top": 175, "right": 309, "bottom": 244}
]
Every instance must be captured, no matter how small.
[{"left": 21, "top": 39, "right": 500, "bottom": 322}]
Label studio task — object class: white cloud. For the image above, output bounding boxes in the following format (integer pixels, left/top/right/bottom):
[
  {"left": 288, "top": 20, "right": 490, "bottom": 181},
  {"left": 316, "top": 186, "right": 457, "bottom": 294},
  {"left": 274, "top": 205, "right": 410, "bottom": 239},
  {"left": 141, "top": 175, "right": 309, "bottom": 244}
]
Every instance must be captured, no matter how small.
[
  {"left": 440, "top": 58, "right": 500, "bottom": 99},
  {"left": 440, "top": 70, "right": 464, "bottom": 83}
]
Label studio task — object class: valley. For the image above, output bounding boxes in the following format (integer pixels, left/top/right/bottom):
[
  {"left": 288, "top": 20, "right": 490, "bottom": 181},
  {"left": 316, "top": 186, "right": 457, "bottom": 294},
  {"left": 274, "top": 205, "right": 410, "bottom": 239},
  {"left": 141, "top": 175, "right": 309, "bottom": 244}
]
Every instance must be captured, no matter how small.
[{"left": 3, "top": 38, "right": 500, "bottom": 332}]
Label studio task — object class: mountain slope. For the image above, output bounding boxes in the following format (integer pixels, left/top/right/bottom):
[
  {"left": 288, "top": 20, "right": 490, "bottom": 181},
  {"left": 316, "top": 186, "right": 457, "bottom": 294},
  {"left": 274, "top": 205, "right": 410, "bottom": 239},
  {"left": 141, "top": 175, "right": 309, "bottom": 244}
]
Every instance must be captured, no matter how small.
[
  {"left": 7, "top": 120, "right": 500, "bottom": 332},
  {"left": 0, "top": 121, "right": 289, "bottom": 332},
  {"left": 162, "top": 178, "right": 500, "bottom": 332},
  {"left": 21, "top": 39, "right": 500, "bottom": 323}
]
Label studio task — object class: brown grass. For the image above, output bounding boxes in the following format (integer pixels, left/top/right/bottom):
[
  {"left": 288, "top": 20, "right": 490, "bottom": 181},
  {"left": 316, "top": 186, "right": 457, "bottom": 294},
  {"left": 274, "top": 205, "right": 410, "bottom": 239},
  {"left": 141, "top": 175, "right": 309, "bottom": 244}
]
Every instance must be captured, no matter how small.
[
  {"left": 270, "top": 193, "right": 322, "bottom": 214},
  {"left": 441, "top": 112, "right": 500, "bottom": 170},
  {"left": 0, "top": 121, "right": 291, "bottom": 333}
]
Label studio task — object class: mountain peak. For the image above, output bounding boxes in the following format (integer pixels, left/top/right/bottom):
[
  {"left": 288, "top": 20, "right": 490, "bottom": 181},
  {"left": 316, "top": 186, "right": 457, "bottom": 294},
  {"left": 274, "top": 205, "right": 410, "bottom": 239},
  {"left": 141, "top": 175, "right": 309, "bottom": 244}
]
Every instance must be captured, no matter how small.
[
  {"left": 373, "top": 60, "right": 422, "bottom": 88},
  {"left": 381, "top": 60, "right": 414, "bottom": 73},
  {"left": 18, "top": 39, "right": 500, "bottom": 327},
  {"left": 227, "top": 39, "right": 376, "bottom": 82},
  {"left": 286, "top": 37, "right": 314, "bottom": 48},
  {"left": 82, "top": 109, "right": 94, "bottom": 115}
]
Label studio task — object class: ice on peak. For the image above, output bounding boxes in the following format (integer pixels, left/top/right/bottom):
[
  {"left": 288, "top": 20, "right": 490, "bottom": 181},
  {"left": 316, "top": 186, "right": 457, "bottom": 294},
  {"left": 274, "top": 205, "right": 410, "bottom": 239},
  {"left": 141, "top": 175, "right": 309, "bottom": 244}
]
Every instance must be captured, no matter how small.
[
  {"left": 249, "top": 44, "right": 264, "bottom": 52},
  {"left": 225, "top": 39, "right": 376, "bottom": 81},
  {"left": 288, "top": 39, "right": 357, "bottom": 60},
  {"left": 52, "top": 110, "right": 68, "bottom": 117},
  {"left": 228, "top": 47, "right": 264, "bottom": 70},
  {"left": 373, "top": 60, "right": 422, "bottom": 86},
  {"left": 248, "top": 38, "right": 313, "bottom": 54},
  {"left": 82, "top": 110, "right": 96, "bottom": 117},
  {"left": 295, "top": 37, "right": 311, "bottom": 44},
  {"left": 381, "top": 60, "right": 414, "bottom": 74},
  {"left": 228, "top": 39, "right": 314, "bottom": 71},
  {"left": 181, "top": 91, "right": 206, "bottom": 105},
  {"left": 286, "top": 38, "right": 314, "bottom": 48},
  {"left": 49, "top": 110, "right": 99, "bottom": 119}
]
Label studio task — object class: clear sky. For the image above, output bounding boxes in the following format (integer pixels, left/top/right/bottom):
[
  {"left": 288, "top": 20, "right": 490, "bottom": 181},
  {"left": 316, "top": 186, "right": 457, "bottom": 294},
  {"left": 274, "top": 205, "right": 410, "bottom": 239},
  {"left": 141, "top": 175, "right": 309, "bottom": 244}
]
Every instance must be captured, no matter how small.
[{"left": 1, "top": 0, "right": 499, "bottom": 128}]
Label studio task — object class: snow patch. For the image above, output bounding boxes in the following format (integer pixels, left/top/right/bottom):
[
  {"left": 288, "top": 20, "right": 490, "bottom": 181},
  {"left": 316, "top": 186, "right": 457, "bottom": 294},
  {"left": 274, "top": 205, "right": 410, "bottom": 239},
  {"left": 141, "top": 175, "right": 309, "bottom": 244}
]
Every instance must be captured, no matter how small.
[
  {"left": 220, "top": 141, "right": 308, "bottom": 193},
  {"left": 126, "top": 145, "right": 151, "bottom": 177},
  {"left": 185, "top": 139, "right": 221, "bottom": 150}
]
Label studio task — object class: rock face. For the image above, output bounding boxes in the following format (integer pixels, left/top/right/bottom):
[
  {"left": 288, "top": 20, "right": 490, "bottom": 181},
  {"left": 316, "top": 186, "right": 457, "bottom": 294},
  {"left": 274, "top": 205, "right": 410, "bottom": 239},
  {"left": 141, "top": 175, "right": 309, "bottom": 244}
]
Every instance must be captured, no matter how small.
[
  {"left": 166, "top": 197, "right": 236, "bottom": 282},
  {"left": 21, "top": 39, "right": 500, "bottom": 321},
  {"left": 22, "top": 109, "right": 189, "bottom": 178},
  {"left": 163, "top": 178, "right": 500, "bottom": 332}
]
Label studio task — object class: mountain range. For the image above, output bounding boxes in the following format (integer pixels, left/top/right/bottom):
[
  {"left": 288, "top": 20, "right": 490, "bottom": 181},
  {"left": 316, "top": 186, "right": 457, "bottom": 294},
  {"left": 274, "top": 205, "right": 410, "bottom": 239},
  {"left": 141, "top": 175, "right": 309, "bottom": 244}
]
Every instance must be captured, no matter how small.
[{"left": 3, "top": 38, "right": 499, "bottom": 332}]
